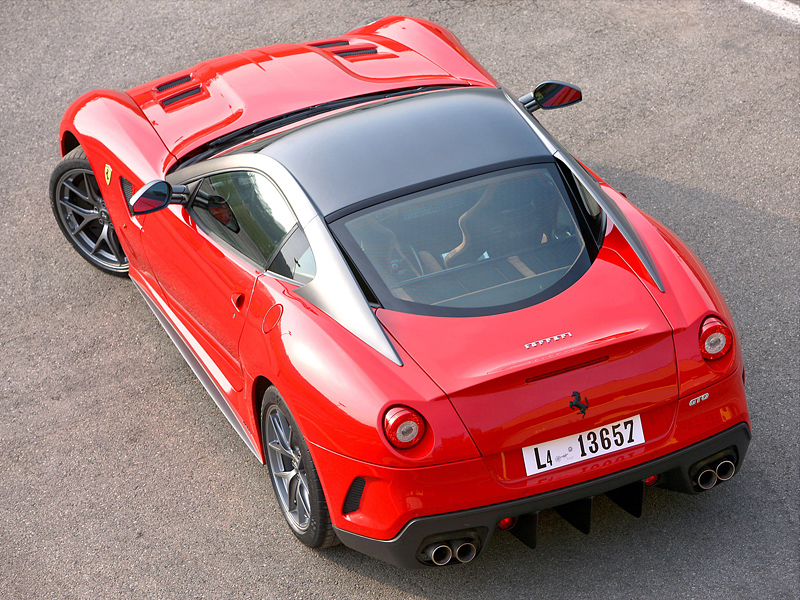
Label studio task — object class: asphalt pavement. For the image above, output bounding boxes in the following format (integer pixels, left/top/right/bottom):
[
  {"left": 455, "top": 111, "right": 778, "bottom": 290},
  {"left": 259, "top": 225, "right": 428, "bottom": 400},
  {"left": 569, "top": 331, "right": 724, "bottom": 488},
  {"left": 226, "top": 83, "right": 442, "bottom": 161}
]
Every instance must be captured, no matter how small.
[{"left": 1, "top": 1, "right": 797, "bottom": 599}]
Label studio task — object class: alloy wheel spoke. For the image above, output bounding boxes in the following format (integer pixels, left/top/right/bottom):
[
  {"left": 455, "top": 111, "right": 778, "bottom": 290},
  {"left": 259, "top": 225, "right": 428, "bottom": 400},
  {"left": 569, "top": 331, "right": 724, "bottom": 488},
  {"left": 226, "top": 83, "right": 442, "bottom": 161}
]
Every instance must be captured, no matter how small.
[
  {"left": 106, "top": 230, "right": 125, "bottom": 262},
  {"left": 72, "top": 212, "right": 100, "bottom": 235},
  {"left": 84, "top": 174, "right": 104, "bottom": 208},
  {"left": 83, "top": 174, "right": 97, "bottom": 202},
  {"left": 270, "top": 413, "right": 293, "bottom": 454},
  {"left": 60, "top": 198, "right": 97, "bottom": 219},
  {"left": 63, "top": 179, "right": 89, "bottom": 201},
  {"left": 91, "top": 224, "right": 110, "bottom": 256},
  {"left": 296, "top": 482, "right": 311, "bottom": 519},
  {"left": 268, "top": 439, "right": 294, "bottom": 460},
  {"left": 274, "top": 467, "right": 296, "bottom": 483}
]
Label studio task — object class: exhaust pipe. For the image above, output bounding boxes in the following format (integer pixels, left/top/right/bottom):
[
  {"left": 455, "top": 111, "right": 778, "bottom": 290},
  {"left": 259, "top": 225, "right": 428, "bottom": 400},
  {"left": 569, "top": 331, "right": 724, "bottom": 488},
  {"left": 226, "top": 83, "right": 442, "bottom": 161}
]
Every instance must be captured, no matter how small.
[
  {"left": 716, "top": 460, "right": 735, "bottom": 481},
  {"left": 451, "top": 539, "right": 477, "bottom": 564},
  {"left": 697, "top": 468, "right": 717, "bottom": 490},
  {"left": 424, "top": 543, "right": 452, "bottom": 566}
]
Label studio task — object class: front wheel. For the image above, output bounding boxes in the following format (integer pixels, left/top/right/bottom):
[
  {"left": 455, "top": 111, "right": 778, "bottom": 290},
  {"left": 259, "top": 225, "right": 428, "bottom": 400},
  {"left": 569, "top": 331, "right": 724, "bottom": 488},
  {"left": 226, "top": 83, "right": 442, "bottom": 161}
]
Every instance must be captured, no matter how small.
[
  {"left": 49, "top": 146, "right": 128, "bottom": 275},
  {"left": 261, "top": 387, "right": 337, "bottom": 548}
]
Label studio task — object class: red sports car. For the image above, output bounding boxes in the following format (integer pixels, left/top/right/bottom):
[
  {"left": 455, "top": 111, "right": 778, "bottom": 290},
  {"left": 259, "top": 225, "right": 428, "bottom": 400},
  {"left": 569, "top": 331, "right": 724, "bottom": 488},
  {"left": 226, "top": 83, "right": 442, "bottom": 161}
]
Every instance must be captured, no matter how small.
[{"left": 50, "top": 17, "right": 751, "bottom": 568}]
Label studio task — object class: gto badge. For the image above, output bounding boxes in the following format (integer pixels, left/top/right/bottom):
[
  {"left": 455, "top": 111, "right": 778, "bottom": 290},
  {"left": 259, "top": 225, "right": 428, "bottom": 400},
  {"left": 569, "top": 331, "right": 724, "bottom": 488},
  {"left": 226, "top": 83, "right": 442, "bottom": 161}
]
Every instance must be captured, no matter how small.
[
  {"left": 570, "top": 391, "right": 589, "bottom": 418},
  {"left": 689, "top": 392, "right": 709, "bottom": 407},
  {"left": 524, "top": 331, "right": 572, "bottom": 349},
  {"left": 104, "top": 164, "right": 112, "bottom": 185}
]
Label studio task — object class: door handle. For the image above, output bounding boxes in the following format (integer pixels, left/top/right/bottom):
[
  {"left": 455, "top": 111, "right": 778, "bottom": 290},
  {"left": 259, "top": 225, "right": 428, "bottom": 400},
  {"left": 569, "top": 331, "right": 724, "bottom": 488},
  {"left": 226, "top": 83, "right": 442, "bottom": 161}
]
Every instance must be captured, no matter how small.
[{"left": 231, "top": 293, "right": 246, "bottom": 311}]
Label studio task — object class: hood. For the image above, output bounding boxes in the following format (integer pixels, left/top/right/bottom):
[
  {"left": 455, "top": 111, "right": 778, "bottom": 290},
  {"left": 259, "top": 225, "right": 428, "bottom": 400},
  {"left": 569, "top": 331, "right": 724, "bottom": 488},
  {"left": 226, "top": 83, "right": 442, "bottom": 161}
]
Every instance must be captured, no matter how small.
[{"left": 125, "top": 36, "right": 483, "bottom": 161}]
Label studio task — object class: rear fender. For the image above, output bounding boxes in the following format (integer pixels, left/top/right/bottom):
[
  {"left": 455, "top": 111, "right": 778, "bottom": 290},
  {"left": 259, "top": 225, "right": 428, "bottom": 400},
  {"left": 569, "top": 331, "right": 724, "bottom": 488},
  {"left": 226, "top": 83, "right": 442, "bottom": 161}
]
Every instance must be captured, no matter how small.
[
  {"left": 601, "top": 184, "right": 741, "bottom": 397},
  {"left": 238, "top": 274, "right": 480, "bottom": 469}
]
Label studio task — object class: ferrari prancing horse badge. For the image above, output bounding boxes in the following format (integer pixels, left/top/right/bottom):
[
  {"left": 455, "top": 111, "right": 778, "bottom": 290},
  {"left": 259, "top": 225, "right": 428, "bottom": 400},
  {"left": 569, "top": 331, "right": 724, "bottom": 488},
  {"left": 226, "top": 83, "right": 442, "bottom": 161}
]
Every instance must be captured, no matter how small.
[{"left": 104, "top": 164, "right": 112, "bottom": 185}]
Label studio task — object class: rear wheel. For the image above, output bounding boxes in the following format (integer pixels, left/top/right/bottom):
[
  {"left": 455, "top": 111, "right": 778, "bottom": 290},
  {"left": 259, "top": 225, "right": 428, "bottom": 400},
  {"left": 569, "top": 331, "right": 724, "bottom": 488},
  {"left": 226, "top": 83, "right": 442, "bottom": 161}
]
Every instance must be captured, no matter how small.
[
  {"left": 261, "top": 387, "right": 337, "bottom": 548},
  {"left": 50, "top": 147, "right": 128, "bottom": 275}
]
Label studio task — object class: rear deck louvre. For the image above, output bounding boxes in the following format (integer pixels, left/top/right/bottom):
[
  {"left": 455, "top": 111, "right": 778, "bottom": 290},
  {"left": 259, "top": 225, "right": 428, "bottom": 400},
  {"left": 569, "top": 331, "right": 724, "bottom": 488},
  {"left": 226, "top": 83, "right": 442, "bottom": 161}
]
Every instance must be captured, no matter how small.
[
  {"left": 311, "top": 40, "right": 350, "bottom": 48},
  {"left": 156, "top": 75, "right": 191, "bottom": 92},
  {"left": 161, "top": 86, "right": 202, "bottom": 107},
  {"left": 335, "top": 48, "right": 378, "bottom": 57}
]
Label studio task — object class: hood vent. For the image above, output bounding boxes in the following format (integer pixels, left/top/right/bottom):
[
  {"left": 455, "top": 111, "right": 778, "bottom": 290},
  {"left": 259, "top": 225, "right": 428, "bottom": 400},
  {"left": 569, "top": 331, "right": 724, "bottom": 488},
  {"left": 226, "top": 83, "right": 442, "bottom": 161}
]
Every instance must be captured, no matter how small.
[
  {"left": 335, "top": 47, "right": 378, "bottom": 58},
  {"left": 161, "top": 86, "right": 202, "bottom": 107},
  {"left": 311, "top": 40, "right": 350, "bottom": 49},
  {"left": 156, "top": 75, "right": 192, "bottom": 93}
]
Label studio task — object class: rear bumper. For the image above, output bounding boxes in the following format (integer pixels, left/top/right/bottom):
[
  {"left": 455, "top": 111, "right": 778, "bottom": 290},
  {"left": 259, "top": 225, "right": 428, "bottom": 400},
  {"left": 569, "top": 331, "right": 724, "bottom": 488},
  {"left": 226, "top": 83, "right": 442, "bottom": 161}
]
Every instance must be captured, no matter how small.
[{"left": 334, "top": 422, "right": 751, "bottom": 568}]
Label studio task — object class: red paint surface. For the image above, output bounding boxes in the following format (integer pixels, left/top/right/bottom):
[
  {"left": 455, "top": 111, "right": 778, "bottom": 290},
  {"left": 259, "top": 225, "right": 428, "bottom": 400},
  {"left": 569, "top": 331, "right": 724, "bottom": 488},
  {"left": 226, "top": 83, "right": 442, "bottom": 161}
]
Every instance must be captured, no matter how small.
[{"left": 56, "top": 17, "right": 750, "bottom": 544}]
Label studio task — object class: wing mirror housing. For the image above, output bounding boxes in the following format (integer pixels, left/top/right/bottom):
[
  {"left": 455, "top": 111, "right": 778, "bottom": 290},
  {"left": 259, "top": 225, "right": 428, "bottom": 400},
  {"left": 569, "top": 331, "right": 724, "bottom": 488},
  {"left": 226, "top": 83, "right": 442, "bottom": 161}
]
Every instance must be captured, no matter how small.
[
  {"left": 519, "top": 81, "right": 582, "bottom": 113},
  {"left": 129, "top": 180, "right": 173, "bottom": 215}
]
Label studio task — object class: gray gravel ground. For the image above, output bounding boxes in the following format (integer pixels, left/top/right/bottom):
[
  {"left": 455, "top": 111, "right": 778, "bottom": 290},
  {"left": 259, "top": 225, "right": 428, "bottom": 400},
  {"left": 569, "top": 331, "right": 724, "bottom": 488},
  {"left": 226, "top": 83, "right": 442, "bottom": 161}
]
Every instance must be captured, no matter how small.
[{"left": 1, "top": 1, "right": 798, "bottom": 599}]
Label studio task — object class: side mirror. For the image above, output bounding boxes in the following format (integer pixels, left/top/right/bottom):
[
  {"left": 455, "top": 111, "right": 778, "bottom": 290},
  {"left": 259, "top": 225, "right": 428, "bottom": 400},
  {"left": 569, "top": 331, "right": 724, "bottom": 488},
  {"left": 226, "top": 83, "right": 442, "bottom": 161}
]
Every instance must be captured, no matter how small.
[
  {"left": 129, "top": 180, "right": 172, "bottom": 215},
  {"left": 519, "top": 81, "right": 582, "bottom": 113}
]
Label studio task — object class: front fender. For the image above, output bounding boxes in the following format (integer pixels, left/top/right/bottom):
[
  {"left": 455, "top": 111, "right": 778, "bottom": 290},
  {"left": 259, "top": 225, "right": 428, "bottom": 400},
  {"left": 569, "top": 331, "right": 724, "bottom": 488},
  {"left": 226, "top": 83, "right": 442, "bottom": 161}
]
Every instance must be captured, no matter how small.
[{"left": 58, "top": 89, "right": 177, "bottom": 281}]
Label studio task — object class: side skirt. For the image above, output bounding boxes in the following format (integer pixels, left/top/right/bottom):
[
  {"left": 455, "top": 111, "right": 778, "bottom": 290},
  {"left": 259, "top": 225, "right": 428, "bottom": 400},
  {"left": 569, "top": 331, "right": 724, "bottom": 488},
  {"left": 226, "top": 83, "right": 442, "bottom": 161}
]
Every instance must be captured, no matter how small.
[{"left": 131, "top": 277, "right": 264, "bottom": 463}]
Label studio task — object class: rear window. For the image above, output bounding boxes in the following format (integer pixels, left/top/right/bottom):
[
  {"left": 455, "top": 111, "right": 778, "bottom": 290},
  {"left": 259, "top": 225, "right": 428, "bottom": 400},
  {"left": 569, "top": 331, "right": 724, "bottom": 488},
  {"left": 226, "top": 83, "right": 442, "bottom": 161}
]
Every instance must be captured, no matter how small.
[{"left": 331, "top": 164, "right": 598, "bottom": 316}]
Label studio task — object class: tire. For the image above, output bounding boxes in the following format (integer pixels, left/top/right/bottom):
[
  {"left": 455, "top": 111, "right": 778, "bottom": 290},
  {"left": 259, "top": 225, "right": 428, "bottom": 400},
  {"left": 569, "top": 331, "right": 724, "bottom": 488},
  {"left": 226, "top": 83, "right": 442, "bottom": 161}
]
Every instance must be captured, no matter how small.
[
  {"left": 261, "top": 386, "right": 338, "bottom": 548},
  {"left": 49, "top": 146, "right": 129, "bottom": 275}
]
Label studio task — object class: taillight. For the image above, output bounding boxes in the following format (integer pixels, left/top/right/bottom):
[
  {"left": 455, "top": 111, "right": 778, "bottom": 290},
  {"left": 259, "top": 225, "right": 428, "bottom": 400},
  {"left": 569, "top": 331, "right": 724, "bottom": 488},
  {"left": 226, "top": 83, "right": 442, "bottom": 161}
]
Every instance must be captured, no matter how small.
[
  {"left": 699, "top": 317, "right": 733, "bottom": 360},
  {"left": 383, "top": 406, "right": 426, "bottom": 449}
]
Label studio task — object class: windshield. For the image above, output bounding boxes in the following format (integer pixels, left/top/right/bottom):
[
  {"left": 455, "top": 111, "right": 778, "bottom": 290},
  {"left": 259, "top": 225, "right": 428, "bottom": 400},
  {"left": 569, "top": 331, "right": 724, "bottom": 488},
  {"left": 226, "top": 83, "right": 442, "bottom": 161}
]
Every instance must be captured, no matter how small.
[{"left": 332, "top": 164, "right": 600, "bottom": 316}]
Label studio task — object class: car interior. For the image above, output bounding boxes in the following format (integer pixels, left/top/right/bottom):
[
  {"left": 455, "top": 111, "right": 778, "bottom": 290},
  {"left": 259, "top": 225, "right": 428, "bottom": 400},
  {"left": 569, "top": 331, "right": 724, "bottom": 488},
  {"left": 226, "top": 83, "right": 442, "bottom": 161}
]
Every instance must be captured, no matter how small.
[{"left": 341, "top": 166, "right": 587, "bottom": 309}]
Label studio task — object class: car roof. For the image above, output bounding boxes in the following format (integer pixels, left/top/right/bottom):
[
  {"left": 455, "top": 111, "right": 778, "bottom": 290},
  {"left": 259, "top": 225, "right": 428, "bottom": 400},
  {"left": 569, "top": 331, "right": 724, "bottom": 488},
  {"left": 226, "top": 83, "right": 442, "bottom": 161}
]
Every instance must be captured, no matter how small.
[{"left": 256, "top": 87, "right": 553, "bottom": 218}]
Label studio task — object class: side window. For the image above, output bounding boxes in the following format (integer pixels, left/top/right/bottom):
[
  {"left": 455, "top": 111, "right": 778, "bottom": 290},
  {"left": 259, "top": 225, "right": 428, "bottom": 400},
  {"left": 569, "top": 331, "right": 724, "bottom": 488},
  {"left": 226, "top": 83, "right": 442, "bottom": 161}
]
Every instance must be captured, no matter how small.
[
  {"left": 268, "top": 227, "right": 316, "bottom": 285},
  {"left": 190, "top": 171, "right": 297, "bottom": 266}
]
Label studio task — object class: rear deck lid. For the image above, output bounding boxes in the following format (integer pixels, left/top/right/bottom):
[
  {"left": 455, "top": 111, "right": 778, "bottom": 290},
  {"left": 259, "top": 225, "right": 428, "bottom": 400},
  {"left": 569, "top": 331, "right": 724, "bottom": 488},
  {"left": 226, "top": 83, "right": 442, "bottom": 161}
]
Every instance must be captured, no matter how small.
[{"left": 376, "top": 245, "right": 678, "bottom": 457}]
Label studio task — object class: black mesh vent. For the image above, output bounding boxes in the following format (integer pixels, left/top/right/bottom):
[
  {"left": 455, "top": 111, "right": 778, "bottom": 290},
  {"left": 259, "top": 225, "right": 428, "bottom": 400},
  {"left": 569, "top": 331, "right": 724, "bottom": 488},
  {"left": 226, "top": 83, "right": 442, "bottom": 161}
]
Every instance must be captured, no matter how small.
[
  {"left": 311, "top": 40, "right": 350, "bottom": 49},
  {"left": 161, "top": 86, "right": 202, "bottom": 107},
  {"left": 120, "top": 177, "right": 134, "bottom": 202},
  {"left": 335, "top": 48, "right": 378, "bottom": 57},
  {"left": 156, "top": 75, "right": 191, "bottom": 92},
  {"left": 342, "top": 477, "right": 366, "bottom": 514}
]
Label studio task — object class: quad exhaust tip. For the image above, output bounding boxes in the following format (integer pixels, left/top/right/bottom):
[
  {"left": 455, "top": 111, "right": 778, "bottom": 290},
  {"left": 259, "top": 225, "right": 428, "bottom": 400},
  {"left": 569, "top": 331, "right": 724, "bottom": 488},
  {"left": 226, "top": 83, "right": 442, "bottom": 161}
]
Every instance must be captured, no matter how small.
[
  {"left": 697, "top": 468, "right": 718, "bottom": 490},
  {"left": 422, "top": 538, "right": 479, "bottom": 566},
  {"left": 694, "top": 455, "right": 737, "bottom": 490},
  {"left": 424, "top": 543, "right": 452, "bottom": 566},
  {"left": 716, "top": 460, "right": 735, "bottom": 481},
  {"left": 452, "top": 539, "right": 477, "bottom": 563}
]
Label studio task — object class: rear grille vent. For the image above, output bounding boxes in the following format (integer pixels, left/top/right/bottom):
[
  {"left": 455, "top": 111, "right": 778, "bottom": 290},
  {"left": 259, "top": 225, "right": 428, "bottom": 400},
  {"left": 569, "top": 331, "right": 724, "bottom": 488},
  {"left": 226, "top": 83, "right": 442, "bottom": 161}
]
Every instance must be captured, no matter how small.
[
  {"left": 161, "top": 86, "right": 202, "bottom": 107},
  {"left": 156, "top": 75, "right": 192, "bottom": 92},
  {"left": 342, "top": 477, "right": 366, "bottom": 514},
  {"left": 335, "top": 48, "right": 378, "bottom": 57},
  {"left": 120, "top": 177, "right": 134, "bottom": 202},
  {"left": 311, "top": 40, "right": 350, "bottom": 49}
]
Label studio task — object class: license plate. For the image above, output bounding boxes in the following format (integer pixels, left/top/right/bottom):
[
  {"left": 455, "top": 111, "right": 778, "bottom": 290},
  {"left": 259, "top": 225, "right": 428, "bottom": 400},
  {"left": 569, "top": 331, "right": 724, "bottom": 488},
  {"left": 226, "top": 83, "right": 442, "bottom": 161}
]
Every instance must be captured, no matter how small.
[{"left": 522, "top": 414, "right": 645, "bottom": 476}]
